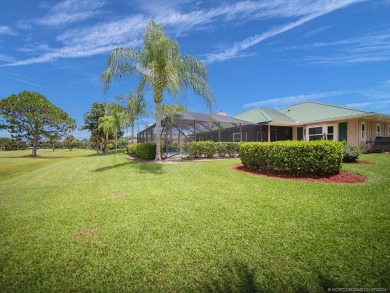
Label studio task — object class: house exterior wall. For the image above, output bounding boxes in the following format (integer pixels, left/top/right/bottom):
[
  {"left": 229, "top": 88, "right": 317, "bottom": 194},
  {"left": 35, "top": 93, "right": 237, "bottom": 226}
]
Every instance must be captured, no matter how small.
[{"left": 289, "top": 117, "right": 390, "bottom": 146}]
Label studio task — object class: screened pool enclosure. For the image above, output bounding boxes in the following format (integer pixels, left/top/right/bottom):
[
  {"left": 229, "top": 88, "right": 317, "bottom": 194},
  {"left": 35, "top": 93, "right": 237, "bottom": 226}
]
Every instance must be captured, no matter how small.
[{"left": 137, "top": 112, "right": 255, "bottom": 155}]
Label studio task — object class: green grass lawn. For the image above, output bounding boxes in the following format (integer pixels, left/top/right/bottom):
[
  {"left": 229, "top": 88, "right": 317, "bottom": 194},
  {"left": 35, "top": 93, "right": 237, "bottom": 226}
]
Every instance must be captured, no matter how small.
[{"left": 0, "top": 150, "right": 389, "bottom": 292}]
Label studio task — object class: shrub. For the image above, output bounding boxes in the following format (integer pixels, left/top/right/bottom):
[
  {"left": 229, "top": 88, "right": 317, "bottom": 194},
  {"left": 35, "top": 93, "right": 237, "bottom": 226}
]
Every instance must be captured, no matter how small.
[
  {"left": 184, "top": 141, "right": 217, "bottom": 158},
  {"left": 216, "top": 142, "right": 240, "bottom": 157},
  {"left": 240, "top": 140, "right": 344, "bottom": 176},
  {"left": 343, "top": 143, "right": 362, "bottom": 163},
  {"left": 127, "top": 142, "right": 156, "bottom": 160}
]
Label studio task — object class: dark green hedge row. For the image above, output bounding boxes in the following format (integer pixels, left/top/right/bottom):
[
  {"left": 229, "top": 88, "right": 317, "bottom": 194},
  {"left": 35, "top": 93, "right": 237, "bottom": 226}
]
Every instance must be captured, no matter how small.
[
  {"left": 184, "top": 141, "right": 240, "bottom": 158},
  {"left": 240, "top": 140, "right": 344, "bottom": 176},
  {"left": 127, "top": 142, "right": 156, "bottom": 160}
]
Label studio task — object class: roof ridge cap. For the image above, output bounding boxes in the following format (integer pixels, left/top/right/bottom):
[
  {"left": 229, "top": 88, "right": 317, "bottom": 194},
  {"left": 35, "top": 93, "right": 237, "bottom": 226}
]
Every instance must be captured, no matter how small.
[{"left": 256, "top": 107, "right": 272, "bottom": 122}]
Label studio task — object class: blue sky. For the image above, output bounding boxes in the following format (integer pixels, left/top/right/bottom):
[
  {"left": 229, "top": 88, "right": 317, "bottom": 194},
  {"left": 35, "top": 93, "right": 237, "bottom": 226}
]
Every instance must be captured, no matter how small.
[{"left": 1, "top": 0, "right": 390, "bottom": 139}]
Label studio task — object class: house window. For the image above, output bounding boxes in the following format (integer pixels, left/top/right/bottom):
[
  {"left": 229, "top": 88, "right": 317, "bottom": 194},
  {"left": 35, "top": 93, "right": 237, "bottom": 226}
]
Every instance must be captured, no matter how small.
[
  {"left": 327, "top": 126, "right": 334, "bottom": 140},
  {"left": 388, "top": 125, "right": 390, "bottom": 136},
  {"left": 360, "top": 122, "right": 366, "bottom": 141},
  {"left": 376, "top": 123, "right": 381, "bottom": 137},
  {"left": 308, "top": 125, "right": 335, "bottom": 141},
  {"left": 308, "top": 127, "right": 323, "bottom": 141}
]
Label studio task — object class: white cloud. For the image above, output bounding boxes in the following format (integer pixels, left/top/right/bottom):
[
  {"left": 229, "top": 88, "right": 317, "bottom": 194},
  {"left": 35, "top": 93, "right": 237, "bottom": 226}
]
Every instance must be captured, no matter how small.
[
  {"left": 244, "top": 90, "right": 350, "bottom": 108},
  {"left": 57, "top": 15, "right": 146, "bottom": 48},
  {"left": 36, "top": 0, "right": 106, "bottom": 26},
  {"left": 304, "top": 25, "right": 331, "bottom": 37},
  {"left": 0, "top": 70, "right": 44, "bottom": 87},
  {"left": 203, "top": 0, "right": 365, "bottom": 63},
  {"left": 0, "top": 25, "right": 16, "bottom": 35},
  {"left": 303, "top": 30, "right": 390, "bottom": 64},
  {"left": 3, "top": 0, "right": 366, "bottom": 66}
]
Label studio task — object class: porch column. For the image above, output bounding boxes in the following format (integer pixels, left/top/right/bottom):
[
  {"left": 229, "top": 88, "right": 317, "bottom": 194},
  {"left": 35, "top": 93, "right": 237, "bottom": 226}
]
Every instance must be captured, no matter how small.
[
  {"left": 218, "top": 123, "right": 221, "bottom": 142},
  {"left": 268, "top": 125, "right": 270, "bottom": 142},
  {"left": 194, "top": 120, "right": 196, "bottom": 141}
]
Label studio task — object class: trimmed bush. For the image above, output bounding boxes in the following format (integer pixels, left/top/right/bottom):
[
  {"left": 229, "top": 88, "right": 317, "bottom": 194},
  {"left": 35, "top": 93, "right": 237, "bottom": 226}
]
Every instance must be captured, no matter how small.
[
  {"left": 343, "top": 143, "right": 362, "bottom": 163},
  {"left": 184, "top": 141, "right": 217, "bottom": 158},
  {"left": 240, "top": 140, "right": 344, "bottom": 176},
  {"left": 127, "top": 142, "right": 156, "bottom": 160},
  {"left": 216, "top": 142, "right": 240, "bottom": 157},
  {"left": 184, "top": 141, "right": 240, "bottom": 159}
]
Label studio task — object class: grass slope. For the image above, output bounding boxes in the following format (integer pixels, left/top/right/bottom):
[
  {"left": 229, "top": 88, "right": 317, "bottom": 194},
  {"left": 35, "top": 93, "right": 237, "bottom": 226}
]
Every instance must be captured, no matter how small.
[{"left": 0, "top": 151, "right": 389, "bottom": 292}]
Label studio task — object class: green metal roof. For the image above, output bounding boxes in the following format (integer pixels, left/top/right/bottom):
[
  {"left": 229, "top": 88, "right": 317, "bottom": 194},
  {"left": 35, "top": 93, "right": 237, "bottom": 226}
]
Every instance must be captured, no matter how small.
[
  {"left": 234, "top": 107, "right": 295, "bottom": 123},
  {"left": 234, "top": 102, "right": 377, "bottom": 124},
  {"left": 279, "top": 102, "right": 374, "bottom": 122}
]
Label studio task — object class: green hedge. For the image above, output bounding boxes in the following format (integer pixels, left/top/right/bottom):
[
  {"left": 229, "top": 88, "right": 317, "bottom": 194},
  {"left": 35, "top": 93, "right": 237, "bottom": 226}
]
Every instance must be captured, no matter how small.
[
  {"left": 127, "top": 142, "right": 156, "bottom": 160},
  {"left": 240, "top": 140, "right": 343, "bottom": 176},
  {"left": 184, "top": 141, "right": 240, "bottom": 158}
]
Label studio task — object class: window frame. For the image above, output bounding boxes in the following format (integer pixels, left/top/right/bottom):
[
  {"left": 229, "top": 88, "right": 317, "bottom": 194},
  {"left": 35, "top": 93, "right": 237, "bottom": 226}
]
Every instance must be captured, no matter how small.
[
  {"left": 360, "top": 122, "right": 366, "bottom": 141},
  {"left": 376, "top": 123, "right": 382, "bottom": 137},
  {"left": 307, "top": 124, "right": 335, "bottom": 141},
  {"left": 233, "top": 132, "right": 247, "bottom": 142}
]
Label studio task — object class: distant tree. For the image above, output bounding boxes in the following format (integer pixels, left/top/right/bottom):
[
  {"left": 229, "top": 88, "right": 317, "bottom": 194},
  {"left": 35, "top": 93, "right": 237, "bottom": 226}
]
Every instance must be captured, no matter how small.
[
  {"left": 102, "top": 20, "right": 212, "bottom": 160},
  {"left": 46, "top": 134, "right": 61, "bottom": 152},
  {"left": 80, "top": 138, "right": 90, "bottom": 149},
  {"left": 81, "top": 102, "right": 106, "bottom": 153},
  {"left": 98, "top": 116, "right": 116, "bottom": 155},
  {"left": 0, "top": 91, "right": 76, "bottom": 157},
  {"left": 64, "top": 135, "right": 79, "bottom": 151},
  {"left": 0, "top": 137, "right": 18, "bottom": 150}
]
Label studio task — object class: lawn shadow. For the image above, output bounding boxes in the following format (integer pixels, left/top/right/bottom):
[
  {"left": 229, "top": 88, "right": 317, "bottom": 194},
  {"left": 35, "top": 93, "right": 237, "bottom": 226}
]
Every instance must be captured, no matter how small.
[
  {"left": 202, "top": 261, "right": 266, "bottom": 293},
  {"left": 94, "top": 162, "right": 130, "bottom": 172},
  {"left": 135, "top": 162, "right": 165, "bottom": 175},
  {"left": 201, "top": 261, "right": 347, "bottom": 293}
]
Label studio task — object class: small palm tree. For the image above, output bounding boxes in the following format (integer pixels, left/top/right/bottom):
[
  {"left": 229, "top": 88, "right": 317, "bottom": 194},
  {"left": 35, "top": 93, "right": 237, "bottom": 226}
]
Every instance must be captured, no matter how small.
[
  {"left": 102, "top": 20, "right": 212, "bottom": 160},
  {"left": 124, "top": 92, "right": 147, "bottom": 145},
  {"left": 64, "top": 135, "right": 79, "bottom": 152},
  {"left": 98, "top": 115, "right": 116, "bottom": 155},
  {"left": 106, "top": 103, "right": 125, "bottom": 154}
]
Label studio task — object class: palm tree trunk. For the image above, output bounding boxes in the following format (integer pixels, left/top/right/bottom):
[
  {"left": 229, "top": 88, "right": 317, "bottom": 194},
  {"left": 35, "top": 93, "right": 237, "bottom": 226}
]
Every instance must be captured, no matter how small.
[
  {"left": 105, "top": 132, "right": 108, "bottom": 155},
  {"left": 155, "top": 101, "right": 162, "bottom": 160},
  {"left": 131, "top": 124, "right": 135, "bottom": 144},
  {"left": 115, "top": 131, "right": 118, "bottom": 154}
]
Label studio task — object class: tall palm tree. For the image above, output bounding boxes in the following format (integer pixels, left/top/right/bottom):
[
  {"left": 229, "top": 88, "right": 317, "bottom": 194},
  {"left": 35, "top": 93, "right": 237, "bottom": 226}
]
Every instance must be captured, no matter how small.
[
  {"left": 102, "top": 20, "right": 212, "bottom": 160},
  {"left": 98, "top": 115, "right": 116, "bottom": 155}
]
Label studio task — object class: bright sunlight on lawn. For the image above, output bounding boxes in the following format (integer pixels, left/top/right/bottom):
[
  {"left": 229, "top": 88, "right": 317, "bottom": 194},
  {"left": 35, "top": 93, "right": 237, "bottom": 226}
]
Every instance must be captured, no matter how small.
[{"left": 0, "top": 150, "right": 389, "bottom": 292}]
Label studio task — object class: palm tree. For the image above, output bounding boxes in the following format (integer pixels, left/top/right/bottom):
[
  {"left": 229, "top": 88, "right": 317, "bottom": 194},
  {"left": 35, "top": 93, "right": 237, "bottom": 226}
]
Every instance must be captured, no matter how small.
[
  {"left": 64, "top": 135, "right": 79, "bottom": 152},
  {"left": 102, "top": 20, "right": 212, "bottom": 160},
  {"left": 106, "top": 103, "right": 125, "bottom": 154},
  {"left": 98, "top": 115, "right": 116, "bottom": 155},
  {"left": 162, "top": 104, "right": 187, "bottom": 122},
  {"left": 124, "top": 92, "right": 147, "bottom": 145}
]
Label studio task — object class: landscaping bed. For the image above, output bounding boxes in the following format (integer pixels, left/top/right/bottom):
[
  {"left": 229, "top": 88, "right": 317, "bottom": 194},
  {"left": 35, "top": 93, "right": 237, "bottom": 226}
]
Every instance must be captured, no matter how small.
[{"left": 232, "top": 164, "right": 366, "bottom": 183}]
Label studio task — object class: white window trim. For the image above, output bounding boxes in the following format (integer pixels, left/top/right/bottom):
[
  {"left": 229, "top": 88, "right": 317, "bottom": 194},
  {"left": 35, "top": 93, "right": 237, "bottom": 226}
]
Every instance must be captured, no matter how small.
[
  {"left": 360, "top": 122, "right": 366, "bottom": 141},
  {"left": 376, "top": 123, "right": 382, "bottom": 137},
  {"left": 306, "top": 124, "right": 336, "bottom": 141}
]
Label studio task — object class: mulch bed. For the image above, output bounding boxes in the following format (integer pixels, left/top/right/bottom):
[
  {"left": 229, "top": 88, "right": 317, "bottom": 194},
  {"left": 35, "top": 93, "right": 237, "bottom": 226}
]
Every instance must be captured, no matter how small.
[
  {"left": 231, "top": 165, "right": 366, "bottom": 183},
  {"left": 345, "top": 160, "right": 375, "bottom": 164}
]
